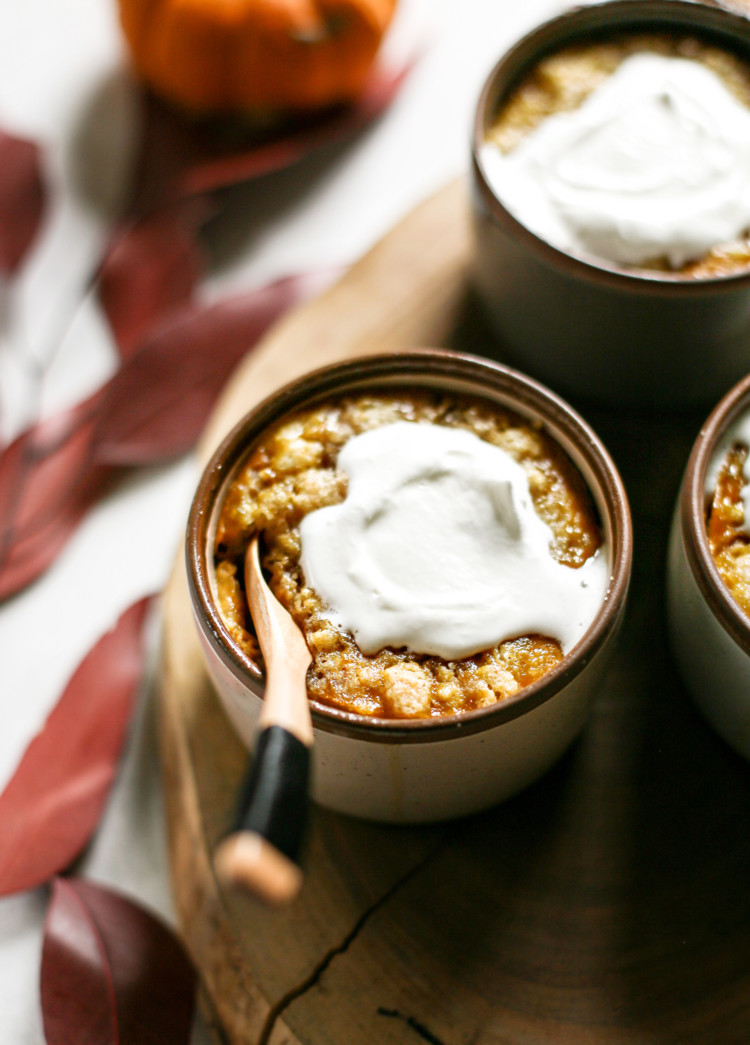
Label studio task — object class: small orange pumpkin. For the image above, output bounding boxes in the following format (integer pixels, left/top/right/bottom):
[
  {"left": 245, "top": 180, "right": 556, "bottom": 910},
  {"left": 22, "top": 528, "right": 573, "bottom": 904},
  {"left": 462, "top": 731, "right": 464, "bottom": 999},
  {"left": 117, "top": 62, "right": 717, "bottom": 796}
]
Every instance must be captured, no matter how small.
[{"left": 118, "top": 0, "right": 398, "bottom": 116}]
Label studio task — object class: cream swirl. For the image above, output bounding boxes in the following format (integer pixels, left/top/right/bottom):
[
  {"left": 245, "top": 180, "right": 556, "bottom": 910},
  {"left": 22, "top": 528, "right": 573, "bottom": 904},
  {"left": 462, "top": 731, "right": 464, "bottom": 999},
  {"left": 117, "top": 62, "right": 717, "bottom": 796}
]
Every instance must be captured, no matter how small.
[
  {"left": 480, "top": 53, "right": 750, "bottom": 268},
  {"left": 299, "top": 421, "right": 608, "bottom": 660}
]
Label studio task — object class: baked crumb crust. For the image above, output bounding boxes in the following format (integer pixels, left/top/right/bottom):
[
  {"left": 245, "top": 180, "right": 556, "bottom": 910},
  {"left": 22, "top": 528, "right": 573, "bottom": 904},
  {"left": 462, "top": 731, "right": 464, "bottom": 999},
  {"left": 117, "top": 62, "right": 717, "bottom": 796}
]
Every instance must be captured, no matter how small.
[
  {"left": 214, "top": 391, "right": 602, "bottom": 719},
  {"left": 485, "top": 33, "right": 750, "bottom": 277}
]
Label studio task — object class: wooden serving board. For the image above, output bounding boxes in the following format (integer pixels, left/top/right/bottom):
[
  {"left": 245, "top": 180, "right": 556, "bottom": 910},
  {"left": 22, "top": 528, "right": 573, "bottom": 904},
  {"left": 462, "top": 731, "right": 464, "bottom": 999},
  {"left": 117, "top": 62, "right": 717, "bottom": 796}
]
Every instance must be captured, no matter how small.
[{"left": 159, "top": 179, "right": 750, "bottom": 1045}]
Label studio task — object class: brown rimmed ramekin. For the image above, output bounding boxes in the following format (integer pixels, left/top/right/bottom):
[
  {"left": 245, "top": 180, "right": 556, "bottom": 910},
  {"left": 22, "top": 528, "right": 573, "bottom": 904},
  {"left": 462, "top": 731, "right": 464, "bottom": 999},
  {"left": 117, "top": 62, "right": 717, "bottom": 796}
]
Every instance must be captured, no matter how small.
[
  {"left": 187, "top": 349, "right": 632, "bottom": 822},
  {"left": 667, "top": 373, "right": 750, "bottom": 759},
  {"left": 471, "top": 0, "right": 750, "bottom": 411}
]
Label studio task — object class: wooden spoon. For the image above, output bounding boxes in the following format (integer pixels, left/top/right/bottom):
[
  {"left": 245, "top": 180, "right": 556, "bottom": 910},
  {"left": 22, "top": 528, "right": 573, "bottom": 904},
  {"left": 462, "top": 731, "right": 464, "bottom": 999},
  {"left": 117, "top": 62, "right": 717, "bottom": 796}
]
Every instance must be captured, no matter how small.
[{"left": 213, "top": 537, "right": 313, "bottom": 906}]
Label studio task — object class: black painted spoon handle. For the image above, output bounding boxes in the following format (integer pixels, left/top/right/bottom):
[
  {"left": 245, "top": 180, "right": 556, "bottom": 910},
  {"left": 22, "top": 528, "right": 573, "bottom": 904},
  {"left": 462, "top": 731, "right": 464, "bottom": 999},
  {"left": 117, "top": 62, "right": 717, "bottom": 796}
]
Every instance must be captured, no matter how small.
[{"left": 214, "top": 538, "right": 312, "bottom": 906}]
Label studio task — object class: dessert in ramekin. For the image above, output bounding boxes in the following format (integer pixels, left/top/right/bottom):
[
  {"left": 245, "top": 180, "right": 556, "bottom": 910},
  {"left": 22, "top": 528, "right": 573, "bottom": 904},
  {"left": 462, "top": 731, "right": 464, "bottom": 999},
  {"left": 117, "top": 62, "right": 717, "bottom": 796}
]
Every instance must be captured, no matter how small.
[
  {"left": 472, "top": 0, "right": 750, "bottom": 409},
  {"left": 187, "top": 350, "right": 632, "bottom": 823},
  {"left": 668, "top": 373, "right": 750, "bottom": 760},
  {"left": 213, "top": 387, "right": 608, "bottom": 720}
]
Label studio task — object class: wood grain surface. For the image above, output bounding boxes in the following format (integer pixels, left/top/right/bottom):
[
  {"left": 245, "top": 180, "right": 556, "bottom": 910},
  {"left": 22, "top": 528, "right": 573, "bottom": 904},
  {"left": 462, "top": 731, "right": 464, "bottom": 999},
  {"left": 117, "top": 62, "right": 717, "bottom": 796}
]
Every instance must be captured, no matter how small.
[{"left": 158, "top": 178, "right": 750, "bottom": 1045}]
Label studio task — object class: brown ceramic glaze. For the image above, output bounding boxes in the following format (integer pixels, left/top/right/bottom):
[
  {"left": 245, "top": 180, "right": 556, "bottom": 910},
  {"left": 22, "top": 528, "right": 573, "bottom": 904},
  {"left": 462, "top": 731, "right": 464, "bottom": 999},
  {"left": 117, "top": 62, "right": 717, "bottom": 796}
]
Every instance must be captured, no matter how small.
[
  {"left": 187, "top": 349, "right": 632, "bottom": 744},
  {"left": 471, "top": 0, "right": 750, "bottom": 410},
  {"left": 667, "top": 372, "right": 750, "bottom": 760}
]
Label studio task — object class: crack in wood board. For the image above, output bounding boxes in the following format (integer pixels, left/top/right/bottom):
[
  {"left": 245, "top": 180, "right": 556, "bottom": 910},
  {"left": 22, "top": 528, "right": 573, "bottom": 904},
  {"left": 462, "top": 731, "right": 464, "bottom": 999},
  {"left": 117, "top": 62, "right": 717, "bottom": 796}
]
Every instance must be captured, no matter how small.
[
  {"left": 377, "top": 1009, "right": 447, "bottom": 1045},
  {"left": 261, "top": 835, "right": 449, "bottom": 1045}
]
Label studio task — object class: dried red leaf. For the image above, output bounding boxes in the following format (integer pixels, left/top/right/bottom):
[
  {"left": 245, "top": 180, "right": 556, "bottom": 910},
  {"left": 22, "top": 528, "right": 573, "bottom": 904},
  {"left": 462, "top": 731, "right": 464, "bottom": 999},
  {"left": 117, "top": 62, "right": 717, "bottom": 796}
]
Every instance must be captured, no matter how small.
[
  {"left": 0, "top": 598, "right": 153, "bottom": 895},
  {"left": 41, "top": 879, "right": 118, "bottom": 1045},
  {"left": 92, "top": 268, "right": 339, "bottom": 466},
  {"left": 0, "top": 393, "right": 115, "bottom": 601},
  {"left": 0, "top": 475, "right": 107, "bottom": 603},
  {"left": 0, "top": 129, "right": 46, "bottom": 274},
  {"left": 0, "top": 393, "right": 100, "bottom": 539},
  {"left": 99, "top": 203, "right": 206, "bottom": 360},
  {"left": 42, "top": 877, "right": 195, "bottom": 1045}
]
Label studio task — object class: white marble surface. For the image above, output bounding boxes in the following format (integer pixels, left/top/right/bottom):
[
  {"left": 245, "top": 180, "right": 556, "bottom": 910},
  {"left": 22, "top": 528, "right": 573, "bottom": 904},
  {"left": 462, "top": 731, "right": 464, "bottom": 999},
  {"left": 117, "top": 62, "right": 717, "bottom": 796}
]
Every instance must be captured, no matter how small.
[{"left": 0, "top": 0, "right": 564, "bottom": 1039}]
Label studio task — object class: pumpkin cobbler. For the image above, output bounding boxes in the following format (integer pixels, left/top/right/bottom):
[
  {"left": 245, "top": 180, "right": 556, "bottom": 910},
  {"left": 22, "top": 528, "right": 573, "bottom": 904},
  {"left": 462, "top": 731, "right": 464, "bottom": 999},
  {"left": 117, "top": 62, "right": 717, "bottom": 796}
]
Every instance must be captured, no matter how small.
[
  {"left": 485, "top": 31, "right": 750, "bottom": 277},
  {"left": 213, "top": 391, "right": 603, "bottom": 719}
]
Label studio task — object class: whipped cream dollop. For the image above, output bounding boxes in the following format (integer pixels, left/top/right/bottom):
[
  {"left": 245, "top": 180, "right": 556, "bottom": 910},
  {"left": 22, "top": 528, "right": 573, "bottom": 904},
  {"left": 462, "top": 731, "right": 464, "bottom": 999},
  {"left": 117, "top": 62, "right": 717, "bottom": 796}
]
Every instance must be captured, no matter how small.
[
  {"left": 480, "top": 53, "right": 750, "bottom": 268},
  {"left": 298, "top": 421, "right": 609, "bottom": 660}
]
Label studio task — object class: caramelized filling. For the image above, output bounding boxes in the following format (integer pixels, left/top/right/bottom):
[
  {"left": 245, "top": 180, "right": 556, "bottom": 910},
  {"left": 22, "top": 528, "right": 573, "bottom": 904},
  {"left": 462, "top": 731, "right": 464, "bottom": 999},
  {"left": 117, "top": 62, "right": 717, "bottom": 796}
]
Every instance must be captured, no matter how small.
[{"left": 707, "top": 443, "right": 750, "bottom": 616}]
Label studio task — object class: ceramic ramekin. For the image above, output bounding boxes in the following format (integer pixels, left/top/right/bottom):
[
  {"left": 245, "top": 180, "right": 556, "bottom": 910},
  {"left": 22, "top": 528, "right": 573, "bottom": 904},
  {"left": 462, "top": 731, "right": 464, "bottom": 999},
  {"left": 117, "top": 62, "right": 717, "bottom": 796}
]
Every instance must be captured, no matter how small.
[
  {"left": 471, "top": 0, "right": 750, "bottom": 411},
  {"left": 668, "top": 373, "right": 750, "bottom": 760},
  {"left": 187, "top": 350, "right": 633, "bottom": 823}
]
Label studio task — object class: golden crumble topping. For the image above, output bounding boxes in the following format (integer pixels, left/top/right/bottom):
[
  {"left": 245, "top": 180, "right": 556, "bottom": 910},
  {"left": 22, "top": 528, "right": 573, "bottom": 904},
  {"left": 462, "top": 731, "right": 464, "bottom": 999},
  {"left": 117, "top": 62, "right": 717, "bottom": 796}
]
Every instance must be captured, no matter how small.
[
  {"left": 485, "top": 33, "right": 750, "bottom": 277},
  {"left": 214, "top": 391, "right": 603, "bottom": 719}
]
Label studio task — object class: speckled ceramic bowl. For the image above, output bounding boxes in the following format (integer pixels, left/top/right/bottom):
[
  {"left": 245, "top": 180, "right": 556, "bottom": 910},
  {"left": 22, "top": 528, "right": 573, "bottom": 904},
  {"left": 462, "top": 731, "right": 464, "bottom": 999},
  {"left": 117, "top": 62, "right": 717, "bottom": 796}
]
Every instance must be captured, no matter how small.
[
  {"left": 668, "top": 373, "right": 750, "bottom": 759},
  {"left": 471, "top": 0, "right": 750, "bottom": 410},
  {"left": 187, "top": 350, "right": 633, "bottom": 823}
]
